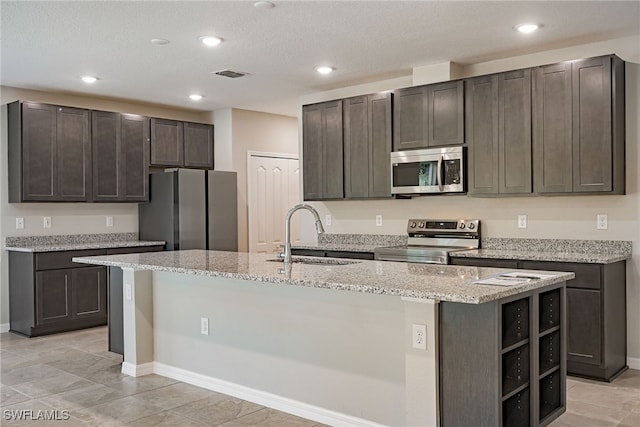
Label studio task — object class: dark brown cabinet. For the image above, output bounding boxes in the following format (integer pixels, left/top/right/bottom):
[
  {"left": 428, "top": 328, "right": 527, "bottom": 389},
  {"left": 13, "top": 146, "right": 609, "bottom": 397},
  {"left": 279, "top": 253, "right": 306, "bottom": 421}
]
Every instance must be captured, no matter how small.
[
  {"left": 534, "top": 55, "right": 625, "bottom": 194},
  {"left": 92, "top": 111, "right": 149, "bottom": 202},
  {"left": 9, "top": 249, "right": 108, "bottom": 337},
  {"left": 466, "top": 69, "right": 532, "bottom": 195},
  {"left": 302, "top": 100, "right": 344, "bottom": 200},
  {"left": 450, "top": 256, "right": 627, "bottom": 381},
  {"left": 343, "top": 93, "right": 392, "bottom": 198},
  {"left": 150, "top": 118, "right": 214, "bottom": 169},
  {"left": 393, "top": 80, "right": 464, "bottom": 151},
  {"left": 9, "top": 101, "right": 92, "bottom": 202},
  {"left": 440, "top": 284, "right": 566, "bottom": 426}
]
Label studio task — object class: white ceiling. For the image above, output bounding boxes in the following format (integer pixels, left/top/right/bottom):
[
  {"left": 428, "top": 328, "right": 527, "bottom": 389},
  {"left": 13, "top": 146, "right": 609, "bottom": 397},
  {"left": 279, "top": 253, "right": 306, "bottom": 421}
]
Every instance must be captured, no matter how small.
[{"left": 2, "top": 1, "right": 639, "bottom": 117}]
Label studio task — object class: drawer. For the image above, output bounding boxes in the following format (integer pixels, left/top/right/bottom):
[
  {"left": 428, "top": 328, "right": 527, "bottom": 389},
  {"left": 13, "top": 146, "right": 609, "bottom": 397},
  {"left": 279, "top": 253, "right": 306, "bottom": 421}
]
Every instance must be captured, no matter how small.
[
  {"left": 326, "top": 250, "right": 374, "bottom": 260},
  {"left": 520, "top": 261, "right": 601, "bottom": 290},
  {"left": 35, "top": 249, "right": 107, "bottom": 271},
  {"left": 106, "top": 245, "right": 164, "bottom": 255}
]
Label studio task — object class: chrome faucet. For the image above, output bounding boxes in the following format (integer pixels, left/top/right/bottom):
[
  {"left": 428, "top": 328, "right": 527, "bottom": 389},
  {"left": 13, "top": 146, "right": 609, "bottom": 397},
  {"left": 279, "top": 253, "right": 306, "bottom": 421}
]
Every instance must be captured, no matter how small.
[{"left": 279, "top": 204, "right": 325, "bottom": 263}]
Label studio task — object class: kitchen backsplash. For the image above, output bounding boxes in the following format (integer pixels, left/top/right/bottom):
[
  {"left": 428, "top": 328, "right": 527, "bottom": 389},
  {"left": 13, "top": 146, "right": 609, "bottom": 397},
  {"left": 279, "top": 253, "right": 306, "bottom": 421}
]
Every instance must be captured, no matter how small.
[{"left": 318, "top": 233, "right": 407, "bottom": 247}]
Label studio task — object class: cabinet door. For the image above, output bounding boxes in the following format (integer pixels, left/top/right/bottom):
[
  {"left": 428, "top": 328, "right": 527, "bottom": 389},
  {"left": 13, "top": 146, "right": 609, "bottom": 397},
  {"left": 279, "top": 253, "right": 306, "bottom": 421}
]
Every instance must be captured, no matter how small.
[
  {"left": 465, "top": 75, "right": 499, "bottom": 195},
  {"left": 566, "top": 288, "right": 602, "bottom": 366},
  {"left": 499, "top": 69, "right": 532, "bottom": 194},
  {"left": 184, "top": 123, "right": 214, "bottom": 169},
  {"left": 368, "top": 92, "right": 392, "bottom": 197},
  {"left": 393, "top": 86, "right": 427, "bottom": 151},
  {"left": 302, "top": 104, "right": 324, "bottom": 200},
  {"left": 57, "top": 106, "right": 91, "bottom": 201},
  {"left": 534, "top": 63, "right": 573, "bottom": 194},
  {"left": 36, "top": 270, "right": 72, "bottom": 324},
  {"left": 427, "top": 80, "right": 464, "bottom": 147},
  {"left": 92, "top": 111, "right": 120, "bottom": 201},
  {"left": 120, "top": 114, "right": 149, "bottom": 201},
  {"left": 344, "top": 96, "right": 369, "bottom": 198},
  {"left": 21, "top": 102, "right": 57, "bottom": 200},
  {"left": 71, "top": 266, "right": 107, "bottom": 320},
  {"left": 572, "top": 56, "right": 612, "bottom": 192},
  {"left": 150, "top": 118, "right": 183, "bottom": 167},
  {"left": 323, "top": 101, "right": 344, "bottom": 199}
]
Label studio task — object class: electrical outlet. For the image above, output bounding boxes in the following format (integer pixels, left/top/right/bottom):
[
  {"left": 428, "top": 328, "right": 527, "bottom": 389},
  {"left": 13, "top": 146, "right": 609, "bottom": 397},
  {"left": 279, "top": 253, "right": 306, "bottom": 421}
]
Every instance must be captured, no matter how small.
[
  {"left": 412, "top": 324, "right": 427, "bottom": 350},
  {"left": 376, "top": 214, "right": 383, "bottom": 227},
  {"left": 325, "top": 214, "right": 332, "bottom": 226},
  {"left": 597, "top": 214, "right": 608, "bottom": 230},
  {"left": 106, "top": 216, "right": 114, "bottom": 227},
  {"left": 15, "top": 217, "right": 24, "bottom": 229},
  {"left": 200, "top": 317, "right": 209, "bottom": 335},
  {"left": 517, "top": 215, "right": 527, "bottom": 229},
  {"left": 43, "top": 217, "right": 52, "bottom": 228}
]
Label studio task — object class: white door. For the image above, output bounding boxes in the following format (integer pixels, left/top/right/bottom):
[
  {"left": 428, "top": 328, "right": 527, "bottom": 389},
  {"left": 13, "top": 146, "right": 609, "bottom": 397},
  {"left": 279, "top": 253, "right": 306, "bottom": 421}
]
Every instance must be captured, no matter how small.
[{"left": 248, "top": 154, "right": 300, "bottom": 253}]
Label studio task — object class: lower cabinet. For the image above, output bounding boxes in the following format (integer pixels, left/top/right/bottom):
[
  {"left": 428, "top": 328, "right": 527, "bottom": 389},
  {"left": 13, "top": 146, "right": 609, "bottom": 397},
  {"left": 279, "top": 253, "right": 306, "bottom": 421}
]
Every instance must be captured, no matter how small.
[
  {"left": 440, "top": 284, "right": 566, "bottom": 426},
  {"left": 450, "top": 257, "right": 627, "bottom": 381},
  {"left": 9, "top": 250, "right": 108, "bottom": 337},
  {"left": 9, "top": 245, "right": 164, "bottom": 338}
]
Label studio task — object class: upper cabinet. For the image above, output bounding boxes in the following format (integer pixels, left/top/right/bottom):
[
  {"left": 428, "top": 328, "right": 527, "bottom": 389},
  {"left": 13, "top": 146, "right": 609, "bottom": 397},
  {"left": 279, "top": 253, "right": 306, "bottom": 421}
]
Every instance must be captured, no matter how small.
[
  {"left": 534, "top": 55, "right": 624, "bottom": 195},
  {"left": 9, "top": 102, "right": 92, "bottom": 202},
  {"left": 302, "top": 100, "right": 344, "bottom": 200},
  {"left": 92, "top": 111, "right": 149, "bottom": 202},
  {"left": 393, "top": 80, "right": 464, "bottom": 151},
  {"left": 466, "top": 69, "right": 532, "bottom": 195},
  {"left": 150, "top": 118, "right": 214, "bottom": 169},
  {"left": 343, "top": 93, "right": 392, "bottom": 199}
]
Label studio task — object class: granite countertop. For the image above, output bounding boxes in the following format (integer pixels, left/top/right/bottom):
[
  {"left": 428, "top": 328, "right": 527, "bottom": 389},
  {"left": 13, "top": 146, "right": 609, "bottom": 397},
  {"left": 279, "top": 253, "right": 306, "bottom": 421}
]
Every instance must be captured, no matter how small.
[
  {"left": 4, "top": 232, "right": 165, "bottom": 253},
  {"left": 451, "top": 237, "right": 632, "bottom": 264},
  {"left": 450, "top": 249, "right": 630, "bottom": 264},
  {"left": 73, "top": 249, "right": 574, "bottom": 305}
]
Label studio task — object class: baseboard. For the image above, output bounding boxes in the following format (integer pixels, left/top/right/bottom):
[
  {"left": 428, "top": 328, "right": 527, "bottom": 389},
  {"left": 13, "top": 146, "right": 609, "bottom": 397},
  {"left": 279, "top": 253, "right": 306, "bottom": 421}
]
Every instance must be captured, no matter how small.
[
  {"left": 153, "top": 362, "right": 387, "bottom": 427},
  {"left": 628, "top": 357, "right": 640, "bottom": 370},
  {"left": 121, "top": 361, "right": 154, "bottom": 377},
  {"left": 0, "top": 323, "right": 9, "bottom": 333}
]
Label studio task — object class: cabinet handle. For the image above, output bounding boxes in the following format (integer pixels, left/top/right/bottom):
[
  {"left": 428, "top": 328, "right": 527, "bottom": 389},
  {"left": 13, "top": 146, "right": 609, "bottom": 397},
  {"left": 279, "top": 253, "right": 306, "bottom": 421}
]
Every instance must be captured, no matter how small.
[{"left": 568, "top": 352, "right": 593, "bottom": 358}]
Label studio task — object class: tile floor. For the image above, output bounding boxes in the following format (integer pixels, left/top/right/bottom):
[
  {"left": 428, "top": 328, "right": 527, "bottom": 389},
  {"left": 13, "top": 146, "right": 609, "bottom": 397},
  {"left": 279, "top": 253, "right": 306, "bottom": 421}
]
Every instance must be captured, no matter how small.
[{"left": 0, "top": 326, "right": 638, "bottom": 426}]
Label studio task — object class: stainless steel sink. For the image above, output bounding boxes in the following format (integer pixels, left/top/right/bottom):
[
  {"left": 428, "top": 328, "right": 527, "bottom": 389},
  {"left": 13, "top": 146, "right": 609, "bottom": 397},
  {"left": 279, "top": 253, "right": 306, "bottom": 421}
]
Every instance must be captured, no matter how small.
[{"left": 267, "top": 257, "right": 360, "bottom": 266}]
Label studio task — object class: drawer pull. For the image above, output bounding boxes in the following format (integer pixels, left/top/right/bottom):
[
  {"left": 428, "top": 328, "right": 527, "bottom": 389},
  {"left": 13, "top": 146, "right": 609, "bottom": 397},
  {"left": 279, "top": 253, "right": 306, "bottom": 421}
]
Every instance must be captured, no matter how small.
[{"left": 568, "top": 352, "right": 593, "bottom": 358}]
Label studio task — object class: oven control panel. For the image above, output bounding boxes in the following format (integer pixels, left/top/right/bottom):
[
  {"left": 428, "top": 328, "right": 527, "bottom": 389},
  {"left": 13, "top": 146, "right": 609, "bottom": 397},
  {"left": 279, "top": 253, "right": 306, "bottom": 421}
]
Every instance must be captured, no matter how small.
[{"left": 407, "top": 219, "right": 480, "bottom": 235}]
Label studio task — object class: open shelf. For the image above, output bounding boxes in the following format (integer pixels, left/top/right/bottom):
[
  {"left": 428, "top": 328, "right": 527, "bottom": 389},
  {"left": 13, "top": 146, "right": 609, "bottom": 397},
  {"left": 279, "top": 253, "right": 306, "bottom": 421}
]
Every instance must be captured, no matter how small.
[
  {"left": 502, "top": 338, "right": 530, "bottom": 354},
  {"left": 539, "top": 330, "right": 561, "bottom": 375},
  {"left": 502, "top": 297, "right": 530, "bottom": 349},
  {"left": 538, "top": 325, "right": 560, "bottom": 339},
  {"left": 539, "top": 289, "right": 561, "bottom": 334},
  {"left": 503, "top": 343, "right": 531, "bottom": 397},
  {"left": 503, "top": 387, "right": 530, "bottom": 427},
  {"left": 539, "top": 364, "right": 560, "bottom": 380},
  {"left": 539, "top": 370, "right": 561, "bottom": 421}
]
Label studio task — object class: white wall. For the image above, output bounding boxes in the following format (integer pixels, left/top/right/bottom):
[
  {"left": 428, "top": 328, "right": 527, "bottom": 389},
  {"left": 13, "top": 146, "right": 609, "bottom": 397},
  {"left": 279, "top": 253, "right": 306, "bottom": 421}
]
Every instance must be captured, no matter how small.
[
  {"left": 298, "top": 36, "right": 640, "bottom": 367},
  {"left": 0, "top": 87, "right": 212, "bottom": 327}
]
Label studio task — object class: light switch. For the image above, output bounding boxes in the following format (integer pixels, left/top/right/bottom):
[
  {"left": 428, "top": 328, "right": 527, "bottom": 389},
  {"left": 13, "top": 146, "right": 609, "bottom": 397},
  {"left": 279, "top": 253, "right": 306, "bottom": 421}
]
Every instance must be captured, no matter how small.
[
  {"left": 43, "top": 217, "right": 52, "bottom": 228},
  {"left": 16, "top": 217, "right": 24, "bottom": 229}
]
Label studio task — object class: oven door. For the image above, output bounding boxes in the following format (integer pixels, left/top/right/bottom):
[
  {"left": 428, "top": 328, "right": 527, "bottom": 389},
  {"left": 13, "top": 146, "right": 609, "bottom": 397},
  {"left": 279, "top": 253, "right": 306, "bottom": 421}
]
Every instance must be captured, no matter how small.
[{"left": 391, "top": 147, "right": 464, "bottom": 195}]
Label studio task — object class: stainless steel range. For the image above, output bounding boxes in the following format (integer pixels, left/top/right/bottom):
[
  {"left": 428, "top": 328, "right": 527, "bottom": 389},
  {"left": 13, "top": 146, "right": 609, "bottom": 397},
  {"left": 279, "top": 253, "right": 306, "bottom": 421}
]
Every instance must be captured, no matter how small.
[{"left": 374, "top": 219, "right": 480, "bottom": 264}]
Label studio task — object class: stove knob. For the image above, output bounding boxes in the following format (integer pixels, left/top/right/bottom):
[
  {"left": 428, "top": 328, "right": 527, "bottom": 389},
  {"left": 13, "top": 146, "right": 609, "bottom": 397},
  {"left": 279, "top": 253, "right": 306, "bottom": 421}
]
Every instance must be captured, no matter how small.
[
  {"left": 459, "top": 223, "right": 466, "bottom": 229},
  {"left": 468, "top": 223, "right": 476, "bottom": 230},
  {"left": 418, "top": 222, "right": 425, "bottom": 228},
  {"left": 410, "top": 221, "right": 417, "bottom": 228}
]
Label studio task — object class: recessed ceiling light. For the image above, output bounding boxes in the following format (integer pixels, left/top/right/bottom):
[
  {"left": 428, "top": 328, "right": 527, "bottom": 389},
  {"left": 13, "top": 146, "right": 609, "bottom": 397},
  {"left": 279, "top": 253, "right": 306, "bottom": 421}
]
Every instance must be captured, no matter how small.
[
  {"left": 81, "top": 76, "right": 98, "bottom": 84},
  {"left": 199, "top": 36, "right": 222, "bottom": 47},
  {"left": 514, "top": 23, "right": 540, "bottom": 34},
  {"left": 315, "top": 66, "right": 334, "bottom": 75},
  {"left": 254, "top": 1, "right": 275, "bottom": 9},
  {"left": 151, "top": 38, "right": 170, "bottom": 45},
  {"left": 189, "top": 94, "right": 203, "bottom": 101}
]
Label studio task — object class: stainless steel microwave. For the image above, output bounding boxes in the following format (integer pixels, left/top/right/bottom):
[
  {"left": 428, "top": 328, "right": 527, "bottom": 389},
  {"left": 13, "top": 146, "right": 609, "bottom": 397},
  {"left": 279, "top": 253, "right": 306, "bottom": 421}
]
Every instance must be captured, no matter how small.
[{"left": 391, "top": 146, "right": 465, "bottom": 195}]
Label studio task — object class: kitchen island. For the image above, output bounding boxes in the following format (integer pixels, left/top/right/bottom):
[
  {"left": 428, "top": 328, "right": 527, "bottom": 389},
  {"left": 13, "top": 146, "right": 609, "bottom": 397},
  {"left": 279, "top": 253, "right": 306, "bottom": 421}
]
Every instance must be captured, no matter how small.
[{"left": 73, "top": 250, "right": 574, "bottom": 427}]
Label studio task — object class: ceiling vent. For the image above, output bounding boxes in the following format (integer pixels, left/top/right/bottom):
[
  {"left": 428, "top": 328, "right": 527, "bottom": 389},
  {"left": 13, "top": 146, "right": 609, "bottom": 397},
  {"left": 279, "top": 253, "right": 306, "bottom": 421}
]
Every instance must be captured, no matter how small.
[{"left": 213, "top": 70, "right": 250, "bottom": 78}]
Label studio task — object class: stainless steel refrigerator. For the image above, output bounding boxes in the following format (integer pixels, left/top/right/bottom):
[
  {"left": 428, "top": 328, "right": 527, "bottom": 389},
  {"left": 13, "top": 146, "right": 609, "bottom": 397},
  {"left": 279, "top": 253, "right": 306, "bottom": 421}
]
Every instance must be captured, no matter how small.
[{"left": 139, "top": 169, "right": 238, "bottom": 251}]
